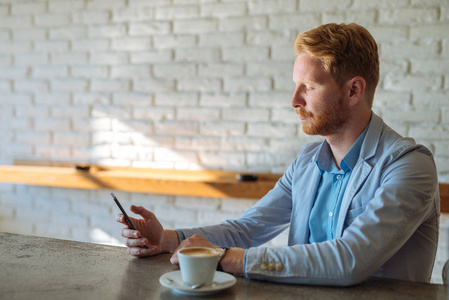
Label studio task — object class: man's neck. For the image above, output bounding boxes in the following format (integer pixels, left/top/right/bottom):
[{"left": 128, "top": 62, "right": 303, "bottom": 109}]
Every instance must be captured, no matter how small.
[{"left": 325, "top": 111, "right": 372, "bottom": 169}]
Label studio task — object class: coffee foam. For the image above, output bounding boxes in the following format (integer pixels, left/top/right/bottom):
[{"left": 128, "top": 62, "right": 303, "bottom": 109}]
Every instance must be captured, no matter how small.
[{"left": 180, "top": 248, "right": 218, "bottom": 257}]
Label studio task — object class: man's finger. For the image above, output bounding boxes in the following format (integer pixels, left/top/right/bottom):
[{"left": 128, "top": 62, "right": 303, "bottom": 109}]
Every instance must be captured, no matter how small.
[
  {"left": 115, "top": 213, "right": 126, "bottom": 224},
  {"left": 126, "top": 237, "right": 149, "bottom": 247},
  {"left": 116, "top": 213, "right": 132, "bottom": 227},
  {"left": 128, "top": 246, "right": 158, "bottom": 257},
  {"left": 116, "top": 212, "right": 140, "bottom": 228},
  {"left": 170, "top": 253, "right": 179, "bottom": 265},
  {"left": 121, "top": 228, "right": 142, "bottom": 238},
  {"left": 130, "top": 205, "right": 155, "bottom": 221}
]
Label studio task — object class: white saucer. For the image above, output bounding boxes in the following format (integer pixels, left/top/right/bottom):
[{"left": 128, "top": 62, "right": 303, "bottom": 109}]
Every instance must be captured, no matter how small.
[{"left": 159, "top": 270, "right": 236, "bottom": 296}]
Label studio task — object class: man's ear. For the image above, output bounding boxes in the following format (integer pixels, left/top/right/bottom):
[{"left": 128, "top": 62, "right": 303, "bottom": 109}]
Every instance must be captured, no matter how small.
[{"left": 346, "top": 76, "right": 366, "bottom": 106}]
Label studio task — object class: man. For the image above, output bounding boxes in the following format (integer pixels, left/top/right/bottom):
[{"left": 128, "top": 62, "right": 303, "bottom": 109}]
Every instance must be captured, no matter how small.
[{"left": 116, "top": 23, "right": 439, "bottom": 286}]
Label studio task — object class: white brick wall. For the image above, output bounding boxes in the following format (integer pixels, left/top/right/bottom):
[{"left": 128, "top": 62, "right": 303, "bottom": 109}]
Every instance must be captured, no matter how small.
[{"left": 0, "top": 0, "right": 448, "bottom": 283}]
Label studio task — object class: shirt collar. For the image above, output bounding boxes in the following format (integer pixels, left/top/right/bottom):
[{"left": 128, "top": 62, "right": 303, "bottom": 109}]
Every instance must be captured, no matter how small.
[
  {"left": 315, "top": 124, "right": 370, "bottom": 173},
  {"left": 342, "top": 124, "right": 369, "bottom": 171},
  {"left": 315, "top": 142, "right": 333, "bottom": 172}
]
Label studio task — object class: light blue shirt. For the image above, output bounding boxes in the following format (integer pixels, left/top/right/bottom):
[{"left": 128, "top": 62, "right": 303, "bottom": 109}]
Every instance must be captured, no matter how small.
[
  {"left": 177, "top": 113, "right": 439, "bottom": 285},
  {"left": 309, "top": 126, "right": 368, "bottom": 243}
]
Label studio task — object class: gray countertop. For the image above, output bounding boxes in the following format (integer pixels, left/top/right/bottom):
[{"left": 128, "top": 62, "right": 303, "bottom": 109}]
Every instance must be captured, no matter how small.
[{"left": 0, "top": 232, "right": 446, "bottom": 300}]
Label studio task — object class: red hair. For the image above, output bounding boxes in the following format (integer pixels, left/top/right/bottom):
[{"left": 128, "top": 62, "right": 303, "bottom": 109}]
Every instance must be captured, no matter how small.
[{"left": 294, "top": 23, "right": 379, "bottom": 107}]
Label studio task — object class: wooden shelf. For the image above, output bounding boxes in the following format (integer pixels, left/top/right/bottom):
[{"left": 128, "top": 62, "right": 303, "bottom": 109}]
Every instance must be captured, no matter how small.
[
  {"left": 440, "top": 183, "right": 449, "bottom": 213},
  {"left": 0, "top": 161, "right": 447, "bottom": 212},
  {"left": 0, "top": 163, "right": 282, "bottom": 199}
]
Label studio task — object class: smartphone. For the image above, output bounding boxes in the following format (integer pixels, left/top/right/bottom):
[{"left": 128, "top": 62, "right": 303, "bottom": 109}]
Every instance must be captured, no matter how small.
[{"left": 111, "top": 192, "right": 148, "bottom": 249}]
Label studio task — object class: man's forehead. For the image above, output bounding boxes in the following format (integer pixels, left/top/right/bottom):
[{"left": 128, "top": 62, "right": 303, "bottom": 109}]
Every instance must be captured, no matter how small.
[{"left": 293, "top": 53, "right": 329, "bottom": 83}]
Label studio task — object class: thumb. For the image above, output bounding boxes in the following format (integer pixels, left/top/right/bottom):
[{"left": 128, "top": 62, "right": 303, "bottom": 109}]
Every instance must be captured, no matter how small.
[
  {"left": 130, "top": 205, "right": 155, "bottom": 221},
  {"left": 170, "top": 252, "right": 179, "bottom": 266}
]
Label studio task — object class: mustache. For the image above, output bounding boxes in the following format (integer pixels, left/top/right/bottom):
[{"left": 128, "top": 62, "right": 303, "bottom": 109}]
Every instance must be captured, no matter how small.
[{"left": 296, "top": 108, "right": 313, "bottom": 118}]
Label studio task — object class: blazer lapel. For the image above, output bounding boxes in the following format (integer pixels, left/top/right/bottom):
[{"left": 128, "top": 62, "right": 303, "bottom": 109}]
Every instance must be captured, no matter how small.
[
  {"left": 289, "top": 151, "right": 322, "bottom": 245},
  {"left": 335, "top": 113, "right": 384, "bottom": 237}
]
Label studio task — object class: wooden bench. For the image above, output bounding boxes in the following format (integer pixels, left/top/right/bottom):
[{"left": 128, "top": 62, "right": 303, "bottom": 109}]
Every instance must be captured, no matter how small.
[{"left": 0, "top": 160, "right": 448, "bottom": 213}]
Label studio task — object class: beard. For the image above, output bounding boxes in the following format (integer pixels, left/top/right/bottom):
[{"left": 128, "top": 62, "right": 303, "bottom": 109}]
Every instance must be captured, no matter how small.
[{"left": 296, "top": 95, "right": 350, "bottom": 136}]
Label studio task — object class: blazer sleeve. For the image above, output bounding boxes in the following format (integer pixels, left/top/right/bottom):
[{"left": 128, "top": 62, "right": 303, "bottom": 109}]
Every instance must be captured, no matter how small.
[{"left": 177, "top": 155, "right": 298, "bottom": 248}]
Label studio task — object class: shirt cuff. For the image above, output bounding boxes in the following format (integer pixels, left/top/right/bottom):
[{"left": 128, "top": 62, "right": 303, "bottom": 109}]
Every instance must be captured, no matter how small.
[
  {"left": 243, "top": 249, "right": 249, "bottom": 278},
  {"left": 174, "top": 229, "right": 185, "bottom": 245}
]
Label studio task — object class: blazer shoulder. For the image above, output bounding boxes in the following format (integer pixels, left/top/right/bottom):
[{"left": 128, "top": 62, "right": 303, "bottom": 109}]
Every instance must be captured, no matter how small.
[
  {"left": 379, "top": 126, "right": 433, "bottom": 160},
  {"left": 293, "top": 141, "right": 323, "bottom": 166}
]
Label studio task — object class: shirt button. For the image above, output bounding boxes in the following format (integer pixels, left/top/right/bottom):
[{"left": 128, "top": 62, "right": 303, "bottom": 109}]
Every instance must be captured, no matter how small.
[
  {"left": 275, "top": 263, "right": 283, "bottom": 271},
  {"left": 336, "top": 174, "right": 342, "bottom": 180},
  {"left": 329, "top": 212, "right": 333, "bottom": 217},
  {"left": 260, "top": 263, "right": 268, "bottom": 270},
  {"left": 268, "top": 263, "right": 275, "bottom": 271}
]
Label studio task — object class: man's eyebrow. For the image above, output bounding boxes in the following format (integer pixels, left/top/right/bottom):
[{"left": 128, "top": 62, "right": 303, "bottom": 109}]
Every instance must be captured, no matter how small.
[
  {"left": 292, "top": 79, "right": 320, "bottom": 85},
  {"left": 303, "top": 80, "right": 319, "bottom": 84}
]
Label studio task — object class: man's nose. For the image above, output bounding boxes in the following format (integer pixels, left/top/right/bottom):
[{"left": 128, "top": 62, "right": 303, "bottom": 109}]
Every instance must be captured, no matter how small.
[{"left": 291, "top": 87, "right": 305, "bottom": 108}]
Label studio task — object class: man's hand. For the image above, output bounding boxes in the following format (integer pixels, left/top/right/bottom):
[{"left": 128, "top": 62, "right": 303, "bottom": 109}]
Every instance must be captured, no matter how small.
[
  {"left": 115, "top": 205, "right": 178, "bottom": 257},
  {"left": 170, "top": 234, "right": 245, "bottom": 274},
  {"left": 170, "top": 234, "right": 217, "bottom": 265},
  {"left": 220, "top": 247, "right": 245, "bottom": 275}
]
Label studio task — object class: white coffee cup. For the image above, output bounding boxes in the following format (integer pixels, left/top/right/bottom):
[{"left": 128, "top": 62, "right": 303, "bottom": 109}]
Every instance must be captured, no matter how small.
[{"left": 178, "top": 247, "right": 220, "bottom": 288}]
